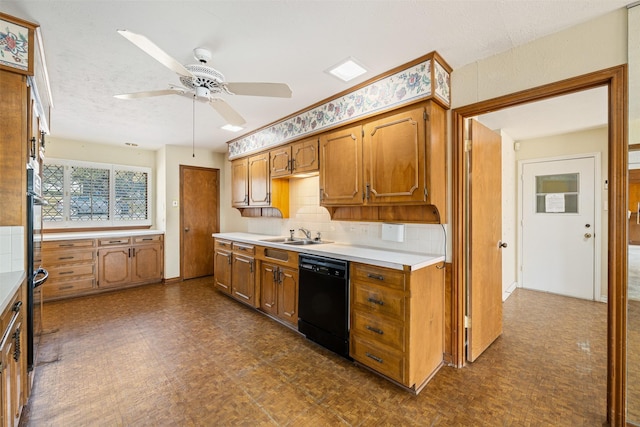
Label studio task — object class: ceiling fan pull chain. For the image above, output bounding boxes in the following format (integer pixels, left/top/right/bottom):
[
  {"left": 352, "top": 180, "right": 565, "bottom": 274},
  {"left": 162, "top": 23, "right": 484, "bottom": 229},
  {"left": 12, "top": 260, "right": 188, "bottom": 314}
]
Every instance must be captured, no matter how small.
[{"left": 192, "top": 95, "right": 196, "bottom": 158}]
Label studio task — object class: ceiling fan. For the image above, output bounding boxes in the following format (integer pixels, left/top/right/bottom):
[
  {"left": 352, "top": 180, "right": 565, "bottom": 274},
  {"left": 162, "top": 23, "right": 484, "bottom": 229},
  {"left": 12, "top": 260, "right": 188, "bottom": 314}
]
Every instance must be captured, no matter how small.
[{"left": 114, "top": 30, "right": 292, "bottom": 126}]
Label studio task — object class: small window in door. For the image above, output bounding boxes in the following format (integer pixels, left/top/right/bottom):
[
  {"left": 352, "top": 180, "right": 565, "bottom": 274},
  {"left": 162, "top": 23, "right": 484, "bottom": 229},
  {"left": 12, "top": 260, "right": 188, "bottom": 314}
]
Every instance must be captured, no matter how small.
[{"left": 535, "top": 173, "right": 579, "bottom": 214}]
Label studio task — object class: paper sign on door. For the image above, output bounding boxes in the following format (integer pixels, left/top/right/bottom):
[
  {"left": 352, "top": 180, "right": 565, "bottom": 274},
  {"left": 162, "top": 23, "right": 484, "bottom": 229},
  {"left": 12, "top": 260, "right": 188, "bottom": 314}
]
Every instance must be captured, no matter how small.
[{"left": 545, "top": 193, "right": 565, "bottom": 213}]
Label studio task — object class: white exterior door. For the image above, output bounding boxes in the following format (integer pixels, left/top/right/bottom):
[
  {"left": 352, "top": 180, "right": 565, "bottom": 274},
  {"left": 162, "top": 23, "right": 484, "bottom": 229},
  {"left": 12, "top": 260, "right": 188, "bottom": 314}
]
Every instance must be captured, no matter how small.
[{"left": 521, "top": 156, "right": 596, "bottom": 300}]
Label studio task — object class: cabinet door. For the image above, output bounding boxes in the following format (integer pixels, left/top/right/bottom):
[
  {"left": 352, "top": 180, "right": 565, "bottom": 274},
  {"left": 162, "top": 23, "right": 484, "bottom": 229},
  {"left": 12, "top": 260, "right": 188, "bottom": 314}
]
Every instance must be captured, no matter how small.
[
  {"left": 319, "top": 125, "right": 363, "bottom": 205},
  {"left": 363, "top": 106, "right": 427, "bottom": 205},
  {"left": 291, "top": 137, "right": 319, "bottom": 174},
  {"left": 278, "top": 267, "right": 298, "bottom": 326},
  {"left": 260, "top": 263, "right": 278, "bottom": 316},
  {"left": 269, "top": 146, "right": 292, "bottom": 178},
  {"left": 231, "top": 158, "right": 249, "bottom": 207},
  {"left": 213, "top": 249, "right": 232, "bottom": 295},
  {"left": 248, "top": 153, "right": 270, "bottom": 206},
  {"left": 232, "top": 254, "right": 256, "bottom": 306},
  {"left": 98, "top": 247, "right": 131, "bottom": 288},
  {"left": 131, "top": 243, "right": 163, "bottom": 284}
]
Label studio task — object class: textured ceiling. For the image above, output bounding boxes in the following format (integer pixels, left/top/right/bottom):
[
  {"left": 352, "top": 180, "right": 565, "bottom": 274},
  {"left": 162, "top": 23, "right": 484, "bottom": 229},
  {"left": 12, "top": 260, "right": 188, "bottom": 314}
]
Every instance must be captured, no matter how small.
[{"left": 1, "top": 1, "right": 630, "bottom": 153}]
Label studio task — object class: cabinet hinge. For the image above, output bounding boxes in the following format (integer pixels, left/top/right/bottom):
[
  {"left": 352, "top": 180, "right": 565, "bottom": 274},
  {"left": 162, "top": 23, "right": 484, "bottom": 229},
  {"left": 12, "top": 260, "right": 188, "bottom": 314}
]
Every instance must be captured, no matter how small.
[
  {"left": 424, "top": 188, "right": 428, "bottom": 198},
  {"left": 423, "top": 111, "right": 429, "bottom": 121},
  {"left": 464, "top": 316, "right": 471, "bottom": 329},
  {"left": 464, "top": 140, "right": 472, "bottom": 152}
]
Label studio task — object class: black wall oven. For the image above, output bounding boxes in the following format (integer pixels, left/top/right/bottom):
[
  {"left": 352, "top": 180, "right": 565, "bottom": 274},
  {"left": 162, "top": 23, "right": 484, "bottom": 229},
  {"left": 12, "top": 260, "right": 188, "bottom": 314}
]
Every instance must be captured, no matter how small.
[
  {"left": 298, "top": 254, "right": 350, "bottom": 359},
  {"left": 27, "top": 168, "right": 48, "bottom": 372}
]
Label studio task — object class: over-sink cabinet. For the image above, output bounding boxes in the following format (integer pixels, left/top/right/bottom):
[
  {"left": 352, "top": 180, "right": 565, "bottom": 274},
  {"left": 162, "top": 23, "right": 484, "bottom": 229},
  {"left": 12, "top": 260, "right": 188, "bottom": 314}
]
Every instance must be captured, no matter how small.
[
  {"left": 255, "top": 246, "right": 299, "bottom": 327},
  {"left": 320, "top": 101, "right": 446, "bottom": 212},
  {"left": 270, "top": 137, "right": 319, "bottom": 178}
]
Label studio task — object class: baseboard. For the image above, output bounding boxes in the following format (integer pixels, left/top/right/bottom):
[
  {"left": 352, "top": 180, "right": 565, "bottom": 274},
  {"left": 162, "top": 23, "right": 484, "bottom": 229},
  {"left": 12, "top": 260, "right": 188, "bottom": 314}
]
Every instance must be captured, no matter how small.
[
  {"left": 163, "top": 277, "right": 182, "bottom": 285},
  {"left": 502, "top": 281, "right": 518, "bottom": 302}
]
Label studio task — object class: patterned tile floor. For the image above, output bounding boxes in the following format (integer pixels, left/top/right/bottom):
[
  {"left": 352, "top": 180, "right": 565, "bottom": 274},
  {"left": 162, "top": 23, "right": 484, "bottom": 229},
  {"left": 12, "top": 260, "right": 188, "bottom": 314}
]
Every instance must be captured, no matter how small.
[{"left": 20, "top": 278, "right": 607, "bottom": 426}]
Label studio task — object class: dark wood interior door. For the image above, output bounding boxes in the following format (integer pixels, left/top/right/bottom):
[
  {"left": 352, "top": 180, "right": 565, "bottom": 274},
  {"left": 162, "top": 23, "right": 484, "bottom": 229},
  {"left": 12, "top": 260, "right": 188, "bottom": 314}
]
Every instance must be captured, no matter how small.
[
  {"left": 181, "top": 166, "right": 219, "bottom": 280},
  {"left": 467, "top": 119, "right": 503, "bottom": 362},
  {"left": 629, "top": 169, "right": 640, "bottom": 245}
]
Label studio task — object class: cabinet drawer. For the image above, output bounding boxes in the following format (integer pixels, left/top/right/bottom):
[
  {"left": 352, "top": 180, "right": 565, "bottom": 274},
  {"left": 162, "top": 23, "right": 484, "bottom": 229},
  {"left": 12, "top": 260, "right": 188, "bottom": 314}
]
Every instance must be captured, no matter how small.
[
  {"left": 232, "top": 242, "right": 255, "bottom": 255},
  {"left": 215, "top": 239, "right": 233, "bottom": 250},
  {"left": 351, "top": 336, "right": 405, "bottom": 384},
  {"left": 98, "top": 237, "right": 131, "bottom": 246},
  {"left": 44, "top": 278, "right": 95, "bottom": 298},
  {"left": 133, "top": 235, "right": 162, "bottom": 244},
  {"left": 49, "top": 263, "right": 94, "bottom": 280},
  {"left": 352, "top": 310, "right": 404, "bottom": 351},
  {"left": 352, "top": 263, "right": 405, "bottom": 290},
  {"left": 352, "top": 282, "right": 405, "bottom": 320},
  {"left": 43, "top": 249, "right": 95, "bottom": 265},
  {"left": 43, "top": 239, "right": 95, "bottom": 250}
]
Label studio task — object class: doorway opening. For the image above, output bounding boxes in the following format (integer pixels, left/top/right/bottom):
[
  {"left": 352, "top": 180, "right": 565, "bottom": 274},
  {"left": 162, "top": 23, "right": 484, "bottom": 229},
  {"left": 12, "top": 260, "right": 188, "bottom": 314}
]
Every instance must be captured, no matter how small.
[{"left": 451, "top": 65, "right": 627, "bottom": 424}]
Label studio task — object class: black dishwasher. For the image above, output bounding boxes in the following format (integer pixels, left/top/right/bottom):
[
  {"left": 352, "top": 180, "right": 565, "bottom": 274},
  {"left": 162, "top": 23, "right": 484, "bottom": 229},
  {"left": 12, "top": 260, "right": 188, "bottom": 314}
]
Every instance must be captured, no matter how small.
[{"left": 298, "top": 254, "right": 350, "bottom": 359}]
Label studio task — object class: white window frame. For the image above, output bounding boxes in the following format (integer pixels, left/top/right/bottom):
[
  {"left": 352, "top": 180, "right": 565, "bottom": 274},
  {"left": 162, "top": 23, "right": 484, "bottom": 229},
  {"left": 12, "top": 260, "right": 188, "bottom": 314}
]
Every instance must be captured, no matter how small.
[{"left": 44, "top": 158, "right": 152, "bottom": 229}]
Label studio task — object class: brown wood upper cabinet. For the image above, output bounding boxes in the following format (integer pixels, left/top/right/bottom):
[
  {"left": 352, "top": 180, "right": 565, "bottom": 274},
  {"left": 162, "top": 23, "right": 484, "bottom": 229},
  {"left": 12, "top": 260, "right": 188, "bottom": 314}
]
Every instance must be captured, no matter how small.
[
  {"left": 320, "top": 101, "right": 446, "bottom": 213},
  {"left": 270, "top": 137, "right": 319, "bottom": 178},
  {"left": 231, "top": 153, "right": 270, "bottom": 207}
]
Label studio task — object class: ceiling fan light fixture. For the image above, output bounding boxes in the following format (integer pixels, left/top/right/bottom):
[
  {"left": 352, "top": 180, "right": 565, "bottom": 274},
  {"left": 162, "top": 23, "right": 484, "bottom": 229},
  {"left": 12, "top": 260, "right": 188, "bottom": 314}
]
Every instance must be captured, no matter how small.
[
  {"left": 326, "top": 57, "right": 367, "bottom": 82},
  {"left": 221, "top": 124, "right": 244, "bottom": 132}
]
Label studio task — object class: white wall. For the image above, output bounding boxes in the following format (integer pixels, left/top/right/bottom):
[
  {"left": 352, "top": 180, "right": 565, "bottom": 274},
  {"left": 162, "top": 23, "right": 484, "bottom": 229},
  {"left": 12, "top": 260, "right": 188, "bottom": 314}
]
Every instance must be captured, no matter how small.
[
  {"left": 500, "top": 131, "right": 518, "bottom": 300},
  {"left": 515, "top": 126, "right": 609, "bottom": 301},
  {"left": 157, "top": 145, "right": 228, "bottom": 279}
]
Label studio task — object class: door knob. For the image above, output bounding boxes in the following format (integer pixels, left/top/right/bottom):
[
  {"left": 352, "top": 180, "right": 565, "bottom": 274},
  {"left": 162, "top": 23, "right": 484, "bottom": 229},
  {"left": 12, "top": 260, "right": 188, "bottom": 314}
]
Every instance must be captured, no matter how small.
[
  {"left": 584, "top": 233, "right": 592, "bottom": 238},
  {"left": 184, "top": 227, "right": 190, "bottom": 232},
  {"left": 498, "top": 241, "right": 508, "bottom": 248}
]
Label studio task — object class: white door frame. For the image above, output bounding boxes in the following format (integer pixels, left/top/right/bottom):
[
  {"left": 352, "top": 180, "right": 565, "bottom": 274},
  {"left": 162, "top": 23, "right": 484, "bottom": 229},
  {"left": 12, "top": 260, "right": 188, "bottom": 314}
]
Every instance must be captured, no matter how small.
[{"left": 517, "top": 152, "right": 603, "bottom": 302}]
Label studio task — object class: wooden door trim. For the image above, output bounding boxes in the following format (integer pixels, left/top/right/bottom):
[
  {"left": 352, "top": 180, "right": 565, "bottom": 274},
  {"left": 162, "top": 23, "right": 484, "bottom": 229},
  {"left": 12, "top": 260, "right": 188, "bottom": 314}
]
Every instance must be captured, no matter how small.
[
  {"left": 179, "top": 165, "right": 221, "bottom": 281},
  {"left": 451, "top": 65, "right": 627, "bottom": 425}
]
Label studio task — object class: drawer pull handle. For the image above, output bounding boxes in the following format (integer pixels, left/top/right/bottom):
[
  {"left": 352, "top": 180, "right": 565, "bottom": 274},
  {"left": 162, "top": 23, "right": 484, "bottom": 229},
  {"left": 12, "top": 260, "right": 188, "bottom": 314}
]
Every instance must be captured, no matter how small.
[
  {"left": 12, "top": 301, "right": 22, "bottom": 313},
  {"left": 365, "top": 352, "right": 383, "bottom": 364},
  {"left": 59, "top": 285, "right": 73, "bottom": 290},
  {"left": 367, "top": 273, "right": 385, "bottom": 281},
  {"left": 59, "top": 271, "right": 74, "bottom": 275},
  {"left": 365, "top": 325, "right": 384, "bottom": 335},
  {"left": 59, "top": 256, "right": 74, "bottom": 260},
  {"left": 109, "top": 240, "right": 124, "bottom": 244},
  {"left": 367, "top": 297, "right": 384, "bottom": 306},
  {"left": 59, "top": 244, "right": 74, "bottom": 247},
  {"left": 141, "top": 238, "right": 153, "bottom": 241}
]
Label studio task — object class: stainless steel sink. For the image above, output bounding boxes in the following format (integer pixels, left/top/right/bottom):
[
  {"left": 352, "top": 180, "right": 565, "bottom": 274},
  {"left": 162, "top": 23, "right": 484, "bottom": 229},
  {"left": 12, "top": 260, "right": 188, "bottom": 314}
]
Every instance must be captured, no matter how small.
[{"left": 259, "top": 237, "right": 330, "bottom": 245}]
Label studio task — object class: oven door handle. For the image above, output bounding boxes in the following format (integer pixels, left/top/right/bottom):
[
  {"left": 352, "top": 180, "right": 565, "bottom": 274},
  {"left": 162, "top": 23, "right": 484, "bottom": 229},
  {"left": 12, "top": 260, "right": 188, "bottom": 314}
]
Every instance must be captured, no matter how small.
[{"left": 33, "top": 268, "right": 49, "bottom": 288}]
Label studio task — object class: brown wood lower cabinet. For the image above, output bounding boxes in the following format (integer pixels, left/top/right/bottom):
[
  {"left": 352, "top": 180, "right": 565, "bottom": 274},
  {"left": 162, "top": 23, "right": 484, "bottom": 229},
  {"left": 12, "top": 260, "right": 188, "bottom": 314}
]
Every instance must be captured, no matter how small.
[
  {"left": 42, "top": 234, "right": 164, "bottom": 301},
  {"left": 0, "top": 281, "right": 27, "bottom": 427},
  {"left": 257, "top": 245, "right": 299, "bottom": 327},
  {"left": 98, "top": 236, "right": 163, "bottom": 289},
  {"left": 350, "top": 261, "right": 444, "bottom": 392}
]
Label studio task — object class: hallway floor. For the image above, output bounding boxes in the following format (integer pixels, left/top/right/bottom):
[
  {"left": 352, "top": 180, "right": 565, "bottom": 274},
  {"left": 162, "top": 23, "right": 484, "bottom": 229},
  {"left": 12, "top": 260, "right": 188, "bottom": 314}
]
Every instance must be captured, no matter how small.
[{"left": 20, "top": 278, "right": 607, "bottom": 426}]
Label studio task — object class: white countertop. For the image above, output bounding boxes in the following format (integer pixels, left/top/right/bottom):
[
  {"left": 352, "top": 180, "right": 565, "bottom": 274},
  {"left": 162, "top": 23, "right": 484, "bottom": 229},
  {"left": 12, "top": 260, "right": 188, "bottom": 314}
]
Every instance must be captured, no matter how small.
[
  {"left": 0, "top": 271, "right": 25, "bottom": 314},
  {"left": 213, "top": 232, "right": 444, "bottom": 271},
  {"left": 43, "top": 229, "right": 164, "bottom": 241}
]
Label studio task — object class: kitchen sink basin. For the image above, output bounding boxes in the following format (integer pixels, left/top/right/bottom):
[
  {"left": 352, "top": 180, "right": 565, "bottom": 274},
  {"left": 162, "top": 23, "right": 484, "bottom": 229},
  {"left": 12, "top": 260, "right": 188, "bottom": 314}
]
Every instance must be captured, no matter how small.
[{"left": 259, "top": 237, "right": 330, "bottom": 245}]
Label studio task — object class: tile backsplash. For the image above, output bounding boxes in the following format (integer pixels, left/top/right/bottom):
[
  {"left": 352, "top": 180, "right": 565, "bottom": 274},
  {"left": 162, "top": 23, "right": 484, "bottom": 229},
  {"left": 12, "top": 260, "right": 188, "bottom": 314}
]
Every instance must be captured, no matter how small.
[
  {"left": 0, "top": 226, "right": 24, "bottom": 273},
  {"left": 247, "top": 176, "right": 448, "bottom": 257}
]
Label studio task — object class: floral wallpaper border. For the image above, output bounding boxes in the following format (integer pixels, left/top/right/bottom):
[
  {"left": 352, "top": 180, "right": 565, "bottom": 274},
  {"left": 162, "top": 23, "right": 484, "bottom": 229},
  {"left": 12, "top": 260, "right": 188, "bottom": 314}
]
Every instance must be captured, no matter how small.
[{"left": 229, "top": 55, "right": 451, "bottom": 159}]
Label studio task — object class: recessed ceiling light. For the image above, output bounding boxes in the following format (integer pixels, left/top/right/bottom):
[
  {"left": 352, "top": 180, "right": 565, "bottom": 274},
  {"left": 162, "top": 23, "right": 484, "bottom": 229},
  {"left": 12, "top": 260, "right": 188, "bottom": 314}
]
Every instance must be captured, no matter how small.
[
  {"left": 326, "top": 57, "right": 367, "bottom": 82},
  {"left": 221, "top": 124, "right": 244, "bottom": 132},
  {"left": 125, "top": 142, "right": 138, "bottom": 147}
]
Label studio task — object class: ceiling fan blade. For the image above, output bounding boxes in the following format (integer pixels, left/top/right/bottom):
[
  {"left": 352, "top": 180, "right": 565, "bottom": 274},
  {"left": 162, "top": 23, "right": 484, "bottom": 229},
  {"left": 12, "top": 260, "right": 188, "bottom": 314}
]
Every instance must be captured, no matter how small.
[
  {"left": 209, "top": 98, "right": 246, "bottom": 126},
  {"left": 114, "top": 88, "right": 186, "bottom": 99},
  {"left": 225, "top": 82, "right": 292, "bottom": 98},
  {"left": 117, "top": 30, "right": 194, "bottom": 78}
]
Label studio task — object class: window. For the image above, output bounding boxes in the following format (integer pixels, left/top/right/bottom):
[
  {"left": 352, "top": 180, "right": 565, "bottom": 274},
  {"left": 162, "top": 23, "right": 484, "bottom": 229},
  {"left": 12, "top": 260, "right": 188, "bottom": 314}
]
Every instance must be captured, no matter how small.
[
  {"left": 42, "top": 159, "right": 152, "bottom": 228},
  {"left": 535, "top": 173, "right": 579, "bottom": 214}
]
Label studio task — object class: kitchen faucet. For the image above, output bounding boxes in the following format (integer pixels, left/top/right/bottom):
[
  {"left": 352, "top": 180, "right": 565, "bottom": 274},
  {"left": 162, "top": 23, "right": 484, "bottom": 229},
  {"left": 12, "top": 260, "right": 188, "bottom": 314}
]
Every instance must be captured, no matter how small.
[{"left": 299, "top": 227, "right": 311, "bottom": 240}]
